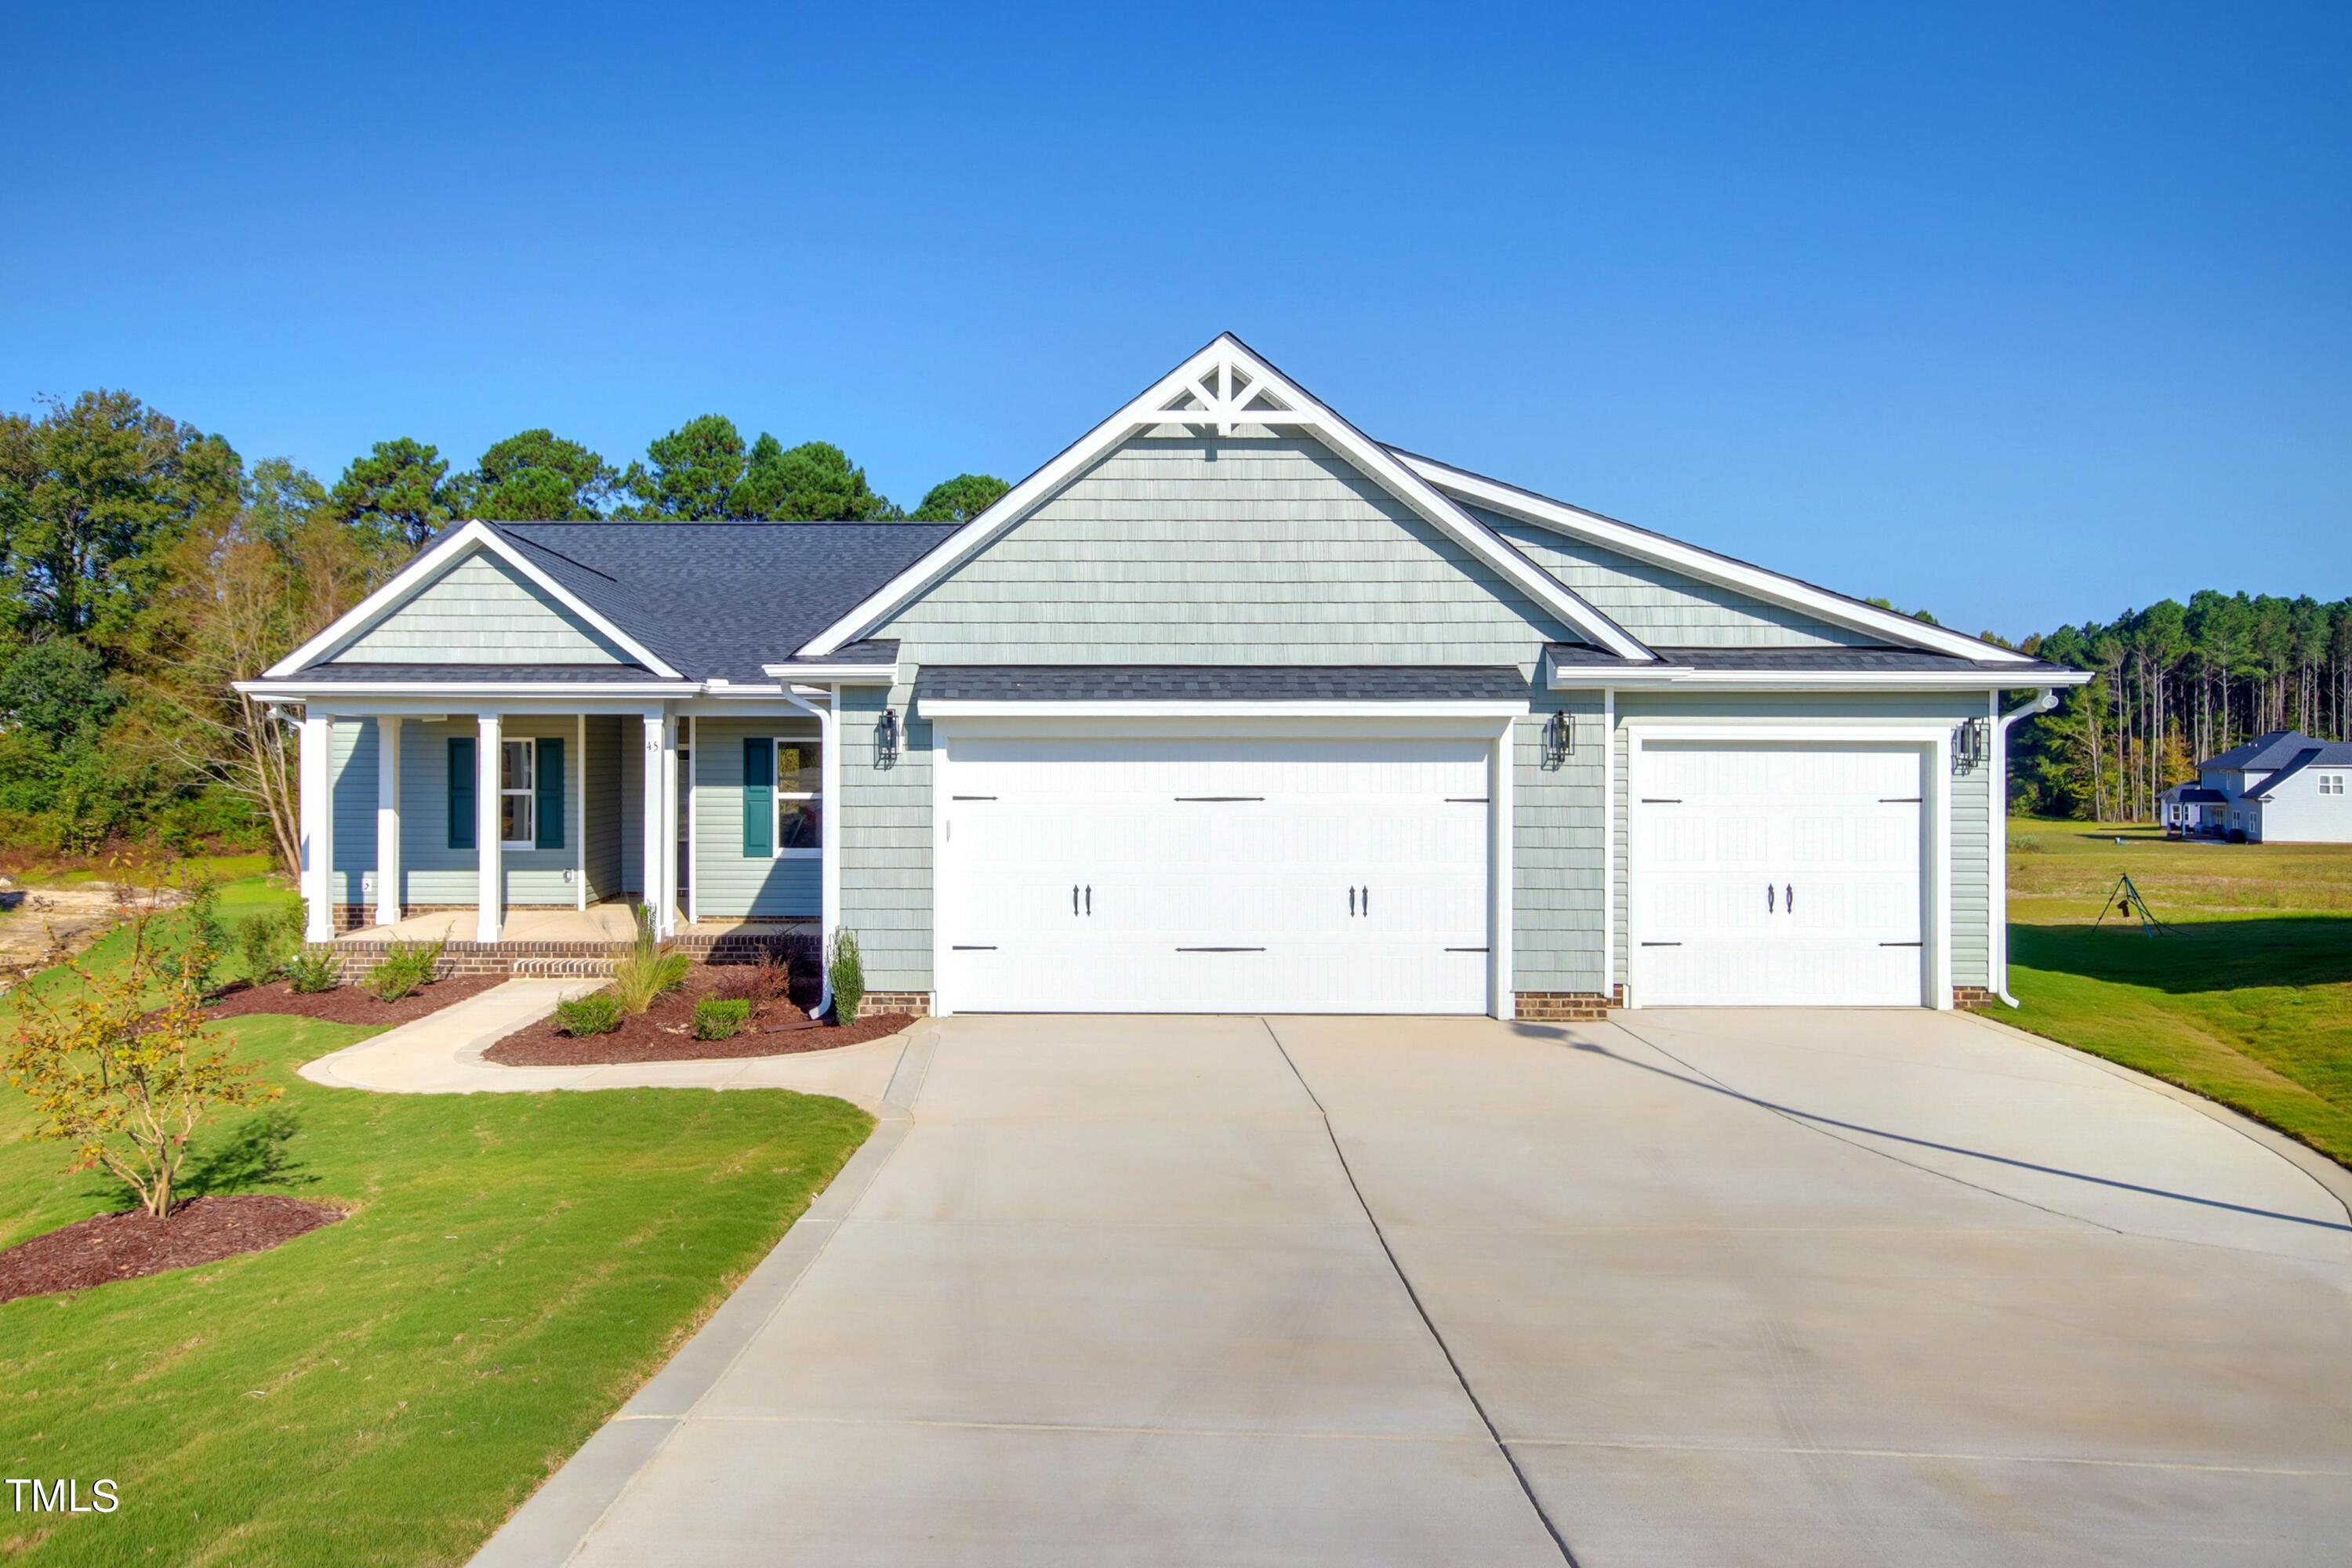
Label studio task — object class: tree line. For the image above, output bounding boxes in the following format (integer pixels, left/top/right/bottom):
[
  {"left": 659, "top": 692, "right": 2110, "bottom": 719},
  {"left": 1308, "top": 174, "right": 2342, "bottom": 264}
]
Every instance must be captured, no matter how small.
[
  {"left": 0, "top": 387, "right": 1007, "bottom": 866},
  {"left": 2011, "top": 593, "right": 2352, "bottom": 822}
]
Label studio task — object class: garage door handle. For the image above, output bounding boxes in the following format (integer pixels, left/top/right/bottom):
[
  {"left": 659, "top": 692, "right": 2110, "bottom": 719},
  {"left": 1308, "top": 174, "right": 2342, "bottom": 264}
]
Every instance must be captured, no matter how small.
[
  {"left": 1072, "top": 884, "right": 1079, "bottom": 916},
  {"left": 1766, "top": 884, "right": 1774, "bottom": 913},
  {"left": 1085, "top": 884, "right": 1092, "bottom": 916},
  {"left": 1785, "top": 883, "right": 1794, "bottom": 912},
  {"left": 1348, "top": 886, "right": 1356, "bottom": 916}
]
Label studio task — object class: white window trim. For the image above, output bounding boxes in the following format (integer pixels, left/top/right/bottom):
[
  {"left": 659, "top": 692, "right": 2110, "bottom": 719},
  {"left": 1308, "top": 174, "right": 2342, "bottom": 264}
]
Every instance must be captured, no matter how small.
[
  {"left": 500, "top": 738, "right": 536, "bottom": 851},
  {"left": 774, "top": 734, "right": 823, "bottom": 860}
]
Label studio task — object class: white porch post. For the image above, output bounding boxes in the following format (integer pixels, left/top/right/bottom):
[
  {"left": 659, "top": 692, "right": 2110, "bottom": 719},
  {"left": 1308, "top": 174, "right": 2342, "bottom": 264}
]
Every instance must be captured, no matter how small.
[
  {"left": 374, "top": 716, "right": 403, "bottom": 928},
  {"left": 818, "top": 690, "right": 841, "bottom": 1011},
  {"left": 300, "top": 710, "right": 334, "bottom": 942},
  {"left": 641, "top": 710, "right": 667, "bottom": 935},
  {"left": 477, "top": 712, "right": 503, "bottom": 944}
]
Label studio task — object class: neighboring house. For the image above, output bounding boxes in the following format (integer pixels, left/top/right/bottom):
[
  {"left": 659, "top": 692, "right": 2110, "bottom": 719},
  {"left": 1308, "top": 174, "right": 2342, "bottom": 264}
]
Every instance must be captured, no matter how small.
[
  {"left": 2167, "top": 731, "right": 2352, "bottom": 842},
  {"left": 238, "top": 334, "right": 2089, "bottom": 1017}
]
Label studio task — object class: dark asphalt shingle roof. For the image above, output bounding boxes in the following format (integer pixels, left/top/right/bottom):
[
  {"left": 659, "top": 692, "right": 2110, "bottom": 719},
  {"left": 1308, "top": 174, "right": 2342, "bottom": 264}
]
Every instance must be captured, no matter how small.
[
  {"left": 301, "top": 662, "right": 673, "bottom": 683},
  {"left": 487, "top": 521, "right": 954, "bottom": 683},
  {"left": 1541, "top": 644, "right": 2074, "bottom": 677},
  {"left": 915, "top": 665, "right": 1532, "bottom": 704},
  {"left": 2201, "top": 729, "right": 2352, "bottom": 771}
]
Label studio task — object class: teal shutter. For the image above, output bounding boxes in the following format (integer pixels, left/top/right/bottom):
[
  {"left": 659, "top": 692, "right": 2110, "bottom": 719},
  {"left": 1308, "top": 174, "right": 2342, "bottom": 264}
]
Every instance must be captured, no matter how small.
[
  {"left": 535, "top": 736, "right": 565, "bottom": 849},
  {"left": 742, "top": 737, "right": 773, "bottom": 858},
  {"left": 448, "top": 736, "right": 476, "bottom": 849}
]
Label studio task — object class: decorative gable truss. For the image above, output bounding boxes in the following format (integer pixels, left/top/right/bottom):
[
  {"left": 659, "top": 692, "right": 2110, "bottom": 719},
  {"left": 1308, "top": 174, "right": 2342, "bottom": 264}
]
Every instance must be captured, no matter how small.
[
  {"left": 796, "top": 334, "right": 1659, "bottom": 662},
  {"left": 263, "top": 519, "right": 684, "bottom": 681}
]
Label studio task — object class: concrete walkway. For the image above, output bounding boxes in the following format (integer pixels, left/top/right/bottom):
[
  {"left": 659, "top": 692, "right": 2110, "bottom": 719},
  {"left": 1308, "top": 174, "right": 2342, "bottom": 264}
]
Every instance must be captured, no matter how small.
[
  {"left": 298, "top": 978, "right": 913, "bottom": 1110},
  {"left": 468, "top": 1009, "right": 2352, "bottom": 1566}
]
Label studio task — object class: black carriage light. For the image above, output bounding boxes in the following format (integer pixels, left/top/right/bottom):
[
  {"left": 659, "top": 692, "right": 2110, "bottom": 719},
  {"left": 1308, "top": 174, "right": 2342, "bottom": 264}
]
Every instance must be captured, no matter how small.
[
  {"left": 1955, "top": 716, "right": 1987, "bottom": 772},
  {"left": 874, "top": 706, "right": 901, "bottom": 768},
  {"left": 1544, "top": 709, "right": 1574, "bottom": 767}
]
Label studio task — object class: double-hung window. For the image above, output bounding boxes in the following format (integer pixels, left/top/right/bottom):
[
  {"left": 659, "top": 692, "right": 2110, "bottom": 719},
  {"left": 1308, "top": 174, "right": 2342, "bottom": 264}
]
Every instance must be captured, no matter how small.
[
  {"left": 776, "top": 739, "right": 822, "bottom": 854},
  {"left": 501, "top": 739, "right": 536, "bottom": 848}
]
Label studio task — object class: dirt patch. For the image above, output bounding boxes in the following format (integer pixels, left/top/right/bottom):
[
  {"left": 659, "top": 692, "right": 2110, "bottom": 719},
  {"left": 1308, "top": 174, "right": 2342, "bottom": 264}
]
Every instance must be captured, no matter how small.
[
  {"left": 486, "top": 964, "right": 913, "bottom": 1065},
  {"left": 0, "top": 882, "right": 190, "bottom": 994},
  {"left": 0, "top": 1194, "right": 344, "bottom": 1305},
  {"left": 206, "top": 971, "right": 507, "bottom": 1027}
]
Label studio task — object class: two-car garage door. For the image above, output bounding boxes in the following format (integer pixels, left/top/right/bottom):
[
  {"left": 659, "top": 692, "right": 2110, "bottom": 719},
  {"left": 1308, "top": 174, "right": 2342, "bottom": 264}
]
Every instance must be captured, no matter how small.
[{"left": 937, "top": 736, "right": 1491, "bottom": 1013}]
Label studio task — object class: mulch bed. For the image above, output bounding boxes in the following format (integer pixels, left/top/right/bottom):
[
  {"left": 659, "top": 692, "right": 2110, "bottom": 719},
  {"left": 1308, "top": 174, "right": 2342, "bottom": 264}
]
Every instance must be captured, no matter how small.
[
  {"left": 205, "top": 971, "right": 506, "bottom": 1026},
  {"left": 0, "top": 1194, "right": 345, "bottom": 1306},
  {"left": 485, "top": 964, "right": 913, "bottom": 1066}
]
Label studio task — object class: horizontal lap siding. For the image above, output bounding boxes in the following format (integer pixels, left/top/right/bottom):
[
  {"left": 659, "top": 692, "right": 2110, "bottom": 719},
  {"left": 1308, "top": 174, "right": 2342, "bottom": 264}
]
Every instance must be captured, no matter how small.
[
  {"left": 397, "top": 717, "right": 580, "bottom": 906},
  {"left": 838, "top": 684, "right": 930, "bottom": 989},
  {"left": 332, "top": 550, "right": 630, "bottom": 664},
  {"left": 1482, "top": 511, "right": 1878, "bottom": 648},
  {"left": 329, "top": 720, "right": 378, "bottom": 906},
  {"left": 1610, "top": 692, "right": 1991, "bottom": 992},
  {"left": 693, "top": 717, "right": 822, "bottom": 918},
  {"left": 1515, "top": 694, "right": 1606, "bottom": 993}
]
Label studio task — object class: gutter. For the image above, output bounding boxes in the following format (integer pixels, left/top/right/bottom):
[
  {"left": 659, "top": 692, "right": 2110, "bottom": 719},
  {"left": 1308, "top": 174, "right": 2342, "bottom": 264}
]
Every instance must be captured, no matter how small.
[{"left": 1994, "top": 687, "right": 2060, "bottom": 1008}]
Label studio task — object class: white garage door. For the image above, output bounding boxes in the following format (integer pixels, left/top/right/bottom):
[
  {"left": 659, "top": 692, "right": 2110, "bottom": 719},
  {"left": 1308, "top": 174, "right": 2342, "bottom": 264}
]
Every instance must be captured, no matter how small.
[
  {"left": 937, "top": 735, "right": 1491, "bottom": 1013},
  {"left": 1632, "top": 742, "right": 1927, "bottom": 1007}
]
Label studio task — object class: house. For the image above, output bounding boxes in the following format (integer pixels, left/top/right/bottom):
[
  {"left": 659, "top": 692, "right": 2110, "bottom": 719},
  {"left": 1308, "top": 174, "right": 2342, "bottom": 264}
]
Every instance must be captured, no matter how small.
[
  {"left": 237, "top": 334, "right": 2089, "bottom": 1017},
  {"left": 2165, "top": 731, "right": 2352, "bottom": 842}
]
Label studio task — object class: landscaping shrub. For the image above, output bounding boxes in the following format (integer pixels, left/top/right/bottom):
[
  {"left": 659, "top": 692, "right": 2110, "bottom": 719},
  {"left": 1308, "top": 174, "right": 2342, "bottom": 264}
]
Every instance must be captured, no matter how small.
[
  {"left": 827, "top": 928, "right": 865, "bottom": 1025},
  {"left": 365, "top": 938, "right": 445, "bottom": 1003},
  {"left": 611, "top": 904, "right": 688, "bottom": 1014},
  {"left": 157, "top": 872, "right": 227, "bottom": 995},
  {"left": 713, "top": 949, "right": 791, "bottom": 1005},
  {"left": 555, "top": 990, "right": 622, "bottom": 1036},
  {"left": 285, "top": 947, "right": 340, "bottom": 994},
  {"left": 236, "top": 906, "right": 299, "bottom": 984},
  {"left": 693, "top": 996, "right": 753, "bottom": 1041}
]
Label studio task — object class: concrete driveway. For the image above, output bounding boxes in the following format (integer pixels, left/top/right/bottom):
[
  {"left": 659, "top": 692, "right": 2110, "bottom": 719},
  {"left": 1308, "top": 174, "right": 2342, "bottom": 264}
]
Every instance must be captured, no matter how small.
[{"left": 476, "top": 1010, "right": 2352, "bottom": 1567}]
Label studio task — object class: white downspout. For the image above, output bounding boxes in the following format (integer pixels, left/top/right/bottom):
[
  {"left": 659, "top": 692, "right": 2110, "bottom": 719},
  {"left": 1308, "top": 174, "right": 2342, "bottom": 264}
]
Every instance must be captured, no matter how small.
[
  {"left": 777, "top": 687, "right": 837, "bottom": 1017},
  {"left": 1993, "top": 687, "right": 2058, "bottom": 1007}
]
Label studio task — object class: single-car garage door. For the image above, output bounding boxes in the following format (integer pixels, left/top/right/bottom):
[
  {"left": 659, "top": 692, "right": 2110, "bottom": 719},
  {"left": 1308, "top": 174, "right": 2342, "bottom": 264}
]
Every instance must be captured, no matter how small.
[
  {"left": 1631, "top": 742, "right": 1928, "bottom": 1007},
  {"left": 937, "top": 735, "right": 1491, "bottom": 1013}
]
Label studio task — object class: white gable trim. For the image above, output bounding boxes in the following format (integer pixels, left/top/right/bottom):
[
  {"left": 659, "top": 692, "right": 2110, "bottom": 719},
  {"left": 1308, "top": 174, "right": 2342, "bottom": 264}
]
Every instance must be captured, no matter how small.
[
  {"left": 796, "top": 335, "right": 1657, "bottom": 662},
  {"left": 1396, "top": 452, "right": 2034, "bottom": 665},
  {"left": 265, "top": 520, "right": 684, "bottom": 680}
]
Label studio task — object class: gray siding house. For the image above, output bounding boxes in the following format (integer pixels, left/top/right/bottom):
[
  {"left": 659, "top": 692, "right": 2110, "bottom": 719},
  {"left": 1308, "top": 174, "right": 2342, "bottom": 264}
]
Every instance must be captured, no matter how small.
[{"left": 241, "top": 335, "right": 2085, "bottom": 1017}]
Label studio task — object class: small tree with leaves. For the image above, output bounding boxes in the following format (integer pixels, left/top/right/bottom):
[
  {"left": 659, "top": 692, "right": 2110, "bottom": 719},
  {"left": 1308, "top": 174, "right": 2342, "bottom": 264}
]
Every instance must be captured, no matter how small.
[{"left": 4, "top": 912, "right": 278, "bottom": 1218}]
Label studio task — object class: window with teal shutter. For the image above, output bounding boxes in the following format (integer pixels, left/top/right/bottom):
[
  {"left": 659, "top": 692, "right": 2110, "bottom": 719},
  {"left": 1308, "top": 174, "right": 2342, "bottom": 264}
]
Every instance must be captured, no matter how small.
[
  {"left": 535, "top": 736, "right": 565, "bottom": 850},
  {"left": 448, "top": 735, "right": 476, "bottom": 849},
  {"left": 742, "top": 737, "right": 773, "bottom": 858}
]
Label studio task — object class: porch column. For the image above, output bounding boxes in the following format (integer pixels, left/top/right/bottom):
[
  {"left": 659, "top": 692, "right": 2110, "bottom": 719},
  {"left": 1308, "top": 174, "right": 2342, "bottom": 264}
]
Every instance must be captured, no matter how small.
[
  {"left": 300, "top": 709, "right": 334, "bottom": 942},
  {"left": 477, "top": 712, "right": 503, "bottom": 943},
  {"left": 641, "top": 710, "right": 668, "bottom": 935},
  {"left": 375, "top": 716, "right": 403, "bottom": 927}
]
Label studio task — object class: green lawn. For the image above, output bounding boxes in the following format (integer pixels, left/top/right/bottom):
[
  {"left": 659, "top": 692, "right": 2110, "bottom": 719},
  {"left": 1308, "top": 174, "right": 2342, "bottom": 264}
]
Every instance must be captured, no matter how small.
[
  {"left": 1996, "top": 820, "right": 2352, "bottom": 1169},
  {"left": 0, "top": 891, "right": 873, "bottom": 1566}
]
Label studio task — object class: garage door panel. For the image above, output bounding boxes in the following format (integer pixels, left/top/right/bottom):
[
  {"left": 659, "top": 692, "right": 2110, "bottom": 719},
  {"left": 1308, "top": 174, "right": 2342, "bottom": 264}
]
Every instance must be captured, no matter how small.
[
  {"left": 1635, "top": 742, "right": 1928, "bottom": 1008},
  {"left": 939, "top": 736, "right": 1491, "bottom": 1014}
]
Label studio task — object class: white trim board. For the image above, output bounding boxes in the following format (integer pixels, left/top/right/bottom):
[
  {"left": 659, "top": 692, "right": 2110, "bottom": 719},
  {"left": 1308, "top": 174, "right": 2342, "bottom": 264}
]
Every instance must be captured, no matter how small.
[
  {"left": 263, "top": 521, "right": 684, "bottom": 681},
  {"left": 1403, "top": 452, "right": 2038, "bottom": 666},
  {"left": 916, "top": 698, "right": 1530, "bottom": 721},
  {"left": 795, "top": 333, "right": 1657, "bottom": 664}
]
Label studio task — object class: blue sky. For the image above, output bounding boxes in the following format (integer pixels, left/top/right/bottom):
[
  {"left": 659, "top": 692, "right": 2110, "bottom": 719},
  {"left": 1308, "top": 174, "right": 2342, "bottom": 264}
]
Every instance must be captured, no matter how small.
[{"left": 4, "top": 2, "right": 2344, "bottom": 639}]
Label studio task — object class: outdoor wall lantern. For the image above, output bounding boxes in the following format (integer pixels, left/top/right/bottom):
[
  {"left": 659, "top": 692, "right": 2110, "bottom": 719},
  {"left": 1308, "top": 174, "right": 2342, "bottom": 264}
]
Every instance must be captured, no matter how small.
[
  {"left": 874, "top": 706, "right": 901, "bottom": 768},
  {"left": 1544, "top": 709, "right": 1574, "bottom": 768},
  {"left": 1954, "top": 716, "right": 1987, "bottom": 772}
]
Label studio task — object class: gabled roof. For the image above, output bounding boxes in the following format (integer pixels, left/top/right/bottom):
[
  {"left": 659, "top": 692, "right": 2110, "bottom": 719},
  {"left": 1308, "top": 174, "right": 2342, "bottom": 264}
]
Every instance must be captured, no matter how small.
[
  {"left": 2201, "top": 729, "right": 2352, "bottom": 773},
  {"left": 2247, "top": 746, "right": 2352, "bottom": 799},
  {"left": 1394, "top": 450, "right": 2037, "bottom": 666},
  {"left": 794, "top": 333, "right": 1659, "bottom": 663},
  {"left": 271, "top": 517, "right": 953, "bottom": 685}
]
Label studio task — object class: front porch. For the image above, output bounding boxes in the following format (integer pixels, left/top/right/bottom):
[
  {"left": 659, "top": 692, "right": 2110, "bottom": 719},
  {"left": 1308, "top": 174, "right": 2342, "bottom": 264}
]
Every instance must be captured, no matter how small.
[{"left": 328, "top": 906, "right": 820, "bottom": 980}]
